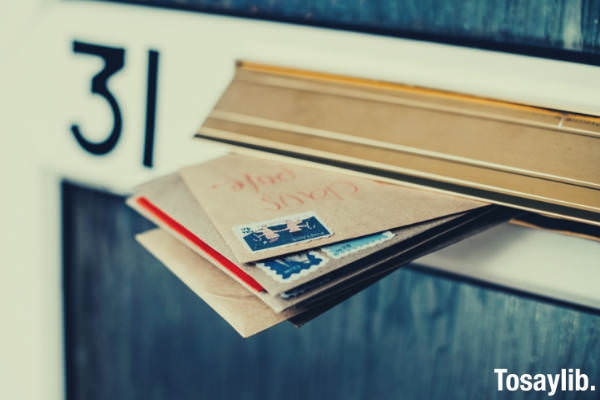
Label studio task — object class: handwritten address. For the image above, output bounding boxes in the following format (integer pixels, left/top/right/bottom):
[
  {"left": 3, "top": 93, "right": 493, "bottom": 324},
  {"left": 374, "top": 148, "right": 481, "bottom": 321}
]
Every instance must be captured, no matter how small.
[{"left": 209, "top": 166, "right": 359, "bottom": 211}]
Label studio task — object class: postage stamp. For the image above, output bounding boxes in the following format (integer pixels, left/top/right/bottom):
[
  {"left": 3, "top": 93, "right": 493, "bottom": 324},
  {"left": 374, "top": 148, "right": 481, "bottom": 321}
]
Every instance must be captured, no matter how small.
[
  {"left": 322, "top": 231, "right": 395, "bottom": 259},
  {"left": 256, "top": 251, "right": 329, "bottom": 283},
  {"left": 233, "top": 211, "right": 332, "bottom": 252}
]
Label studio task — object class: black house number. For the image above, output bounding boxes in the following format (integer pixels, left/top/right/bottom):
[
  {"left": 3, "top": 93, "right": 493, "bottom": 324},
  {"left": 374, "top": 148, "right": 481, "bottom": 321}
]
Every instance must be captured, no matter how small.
[{"left": 70, "top": 40, "right": 160, "bottom": 168}]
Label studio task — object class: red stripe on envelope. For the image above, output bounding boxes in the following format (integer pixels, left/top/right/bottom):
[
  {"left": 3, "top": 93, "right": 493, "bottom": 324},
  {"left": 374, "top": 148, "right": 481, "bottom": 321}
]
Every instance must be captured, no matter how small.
[{"left": 136, "top": 196, "right": 265, "bottom": 292}]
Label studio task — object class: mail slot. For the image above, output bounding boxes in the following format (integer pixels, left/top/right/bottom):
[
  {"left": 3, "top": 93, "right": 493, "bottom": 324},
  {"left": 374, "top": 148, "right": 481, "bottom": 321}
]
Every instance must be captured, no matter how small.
[{"left": 197, "top": 62, "right": 600, "bottom": 229}]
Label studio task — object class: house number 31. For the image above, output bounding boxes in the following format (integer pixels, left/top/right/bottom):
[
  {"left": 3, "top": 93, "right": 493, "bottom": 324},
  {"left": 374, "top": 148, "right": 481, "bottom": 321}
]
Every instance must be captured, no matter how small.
[{"left": 70, "top": 40, "right": 159, "bottom": 168}]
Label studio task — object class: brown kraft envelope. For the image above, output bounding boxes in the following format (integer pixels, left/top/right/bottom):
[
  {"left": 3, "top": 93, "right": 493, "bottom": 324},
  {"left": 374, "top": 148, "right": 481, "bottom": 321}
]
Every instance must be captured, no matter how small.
[
  {"left": 127, "top": 174, "right": 464, "bottom": 312},
  {"left": 127, "top": 174, "right": 462, "bottom": 308},
  {"left": 136, "top": 206, "right": 512, "bottom": 336},
  {"left": 179, "top": 153, "right": 486, "bottom": 263}
]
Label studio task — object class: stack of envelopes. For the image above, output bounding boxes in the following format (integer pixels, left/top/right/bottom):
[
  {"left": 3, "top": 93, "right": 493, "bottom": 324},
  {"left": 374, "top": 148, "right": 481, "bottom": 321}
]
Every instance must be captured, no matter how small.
[{"left": 128, "top": 153, "right": 516, "bottom": 337}]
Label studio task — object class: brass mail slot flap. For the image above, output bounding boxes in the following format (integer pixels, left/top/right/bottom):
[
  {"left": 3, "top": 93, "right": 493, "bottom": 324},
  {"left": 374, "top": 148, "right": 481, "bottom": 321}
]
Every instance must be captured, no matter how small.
[{"left": 197, "top": 62, "right": 600, "bottom": 227}]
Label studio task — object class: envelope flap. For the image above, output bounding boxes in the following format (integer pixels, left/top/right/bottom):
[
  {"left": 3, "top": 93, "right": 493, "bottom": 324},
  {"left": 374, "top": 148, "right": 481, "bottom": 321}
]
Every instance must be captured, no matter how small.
[{"left": 179, "top": 153, "right": 485, "bottom": 263}]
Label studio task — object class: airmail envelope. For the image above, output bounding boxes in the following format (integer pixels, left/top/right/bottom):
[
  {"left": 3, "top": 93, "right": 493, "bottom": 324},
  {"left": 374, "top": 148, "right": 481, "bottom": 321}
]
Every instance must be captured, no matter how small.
[
  {"left": 129, "top": 173, "right": 464, "bottom": 299},
  {"left": 127, "top": 174, "right": 462, "bottom": 312},
  {"left": 179, "top": 153, "right": 486, "bottom": 263}
]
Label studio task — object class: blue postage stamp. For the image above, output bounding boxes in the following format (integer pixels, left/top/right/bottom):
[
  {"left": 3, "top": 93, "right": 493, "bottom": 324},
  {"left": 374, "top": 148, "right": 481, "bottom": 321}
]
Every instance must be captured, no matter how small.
[
  {"left": 256, "top": 251, "right": 329, "bottom": 282},
  {"left": 322, "top": 230, "right": 395, "bottom": 259},
  {"left": 233, "top": 211, "right": 332, "bottom": 252}
]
